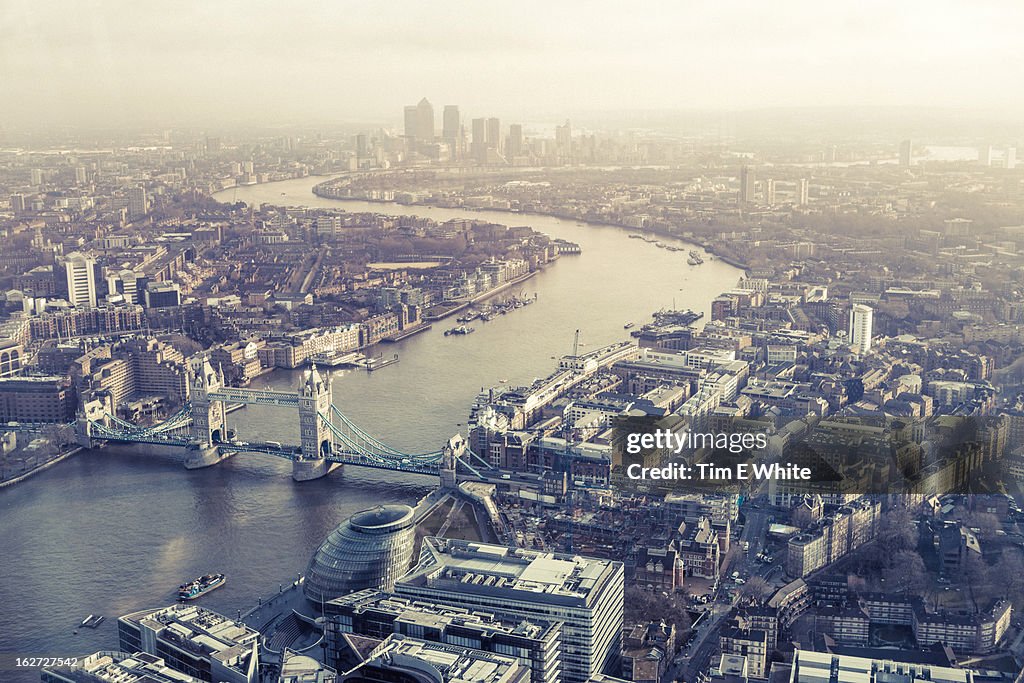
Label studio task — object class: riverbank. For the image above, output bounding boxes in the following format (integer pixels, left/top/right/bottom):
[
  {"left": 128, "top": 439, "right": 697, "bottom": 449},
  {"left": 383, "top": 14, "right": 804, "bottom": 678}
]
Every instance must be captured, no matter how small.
[
  {"left": 423, "top": 270, "right": 540, "bottom": 321},
  {"left": 311, "top": 176, "right": 750, "bottom": 272},
  {"left": 0, "top": 446, "right": 82, "bottom": 490}
]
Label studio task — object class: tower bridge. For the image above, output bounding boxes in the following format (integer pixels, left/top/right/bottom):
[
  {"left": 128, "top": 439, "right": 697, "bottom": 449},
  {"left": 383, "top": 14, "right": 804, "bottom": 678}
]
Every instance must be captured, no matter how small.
[{"left": 11, "top": 357, "right": 492, "bottom": 483}]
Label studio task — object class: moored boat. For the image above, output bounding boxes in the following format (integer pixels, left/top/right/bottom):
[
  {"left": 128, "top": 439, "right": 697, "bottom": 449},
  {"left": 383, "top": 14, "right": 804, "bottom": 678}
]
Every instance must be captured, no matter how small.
[{"left": 178, "top": 573, "right": 226, "bottom": 601}]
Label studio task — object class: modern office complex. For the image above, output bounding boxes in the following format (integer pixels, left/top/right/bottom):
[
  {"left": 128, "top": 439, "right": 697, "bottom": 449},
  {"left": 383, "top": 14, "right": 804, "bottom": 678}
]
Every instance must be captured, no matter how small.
[
  {"left": 394, "top": 538, "right": 624, "bottom": 683},
  {"left": 42, "top": 651, "right": 205, "bottom": 683},
  {"left": 304, "top": 504, "right": 417, "bottom": 604},
  {"left": 790, "top": 649, "right": 982, "bottom": 683},
  {"left": 338, "top": 634, "right": 531, "bottom": 683},
  {"left": 117, "top": 604, "right": 260, "bottom": 683},
  {"left": 323, "top": 589, "right": 562, "bottom": 683}
]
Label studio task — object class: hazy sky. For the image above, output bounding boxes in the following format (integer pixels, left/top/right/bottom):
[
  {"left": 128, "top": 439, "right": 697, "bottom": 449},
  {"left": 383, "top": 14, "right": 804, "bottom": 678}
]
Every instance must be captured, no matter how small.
[{"left": 2, "top": 1, "right": 1023, "bottom": 128}]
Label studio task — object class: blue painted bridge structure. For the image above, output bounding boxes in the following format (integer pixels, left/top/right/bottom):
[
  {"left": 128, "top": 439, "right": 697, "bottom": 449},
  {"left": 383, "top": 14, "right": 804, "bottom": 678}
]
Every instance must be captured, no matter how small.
[{"left": 10, "top": 358, "right": 491, "bottom": 483}]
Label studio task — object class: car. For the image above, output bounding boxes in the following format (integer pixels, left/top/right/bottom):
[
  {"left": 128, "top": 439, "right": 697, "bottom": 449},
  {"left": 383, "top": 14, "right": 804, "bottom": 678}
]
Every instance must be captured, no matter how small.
[
  {"left": 731, "top": 571, "right": 740, "bottom": 579},
  {"left": 735, "top": 578, "right": 746, "bottom": 585}
]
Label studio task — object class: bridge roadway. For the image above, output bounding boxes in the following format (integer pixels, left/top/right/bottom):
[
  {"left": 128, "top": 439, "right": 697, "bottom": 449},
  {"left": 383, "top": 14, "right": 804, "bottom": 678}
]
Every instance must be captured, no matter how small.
[{"left": 208, "top": 387, "right": 298, "bottom": 408}]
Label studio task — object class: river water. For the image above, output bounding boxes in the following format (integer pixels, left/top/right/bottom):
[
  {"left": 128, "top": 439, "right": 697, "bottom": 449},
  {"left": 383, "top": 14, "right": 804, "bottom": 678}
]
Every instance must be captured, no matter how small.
[{"left": 0, "top": 176, "right": 740, "bottom": 678}]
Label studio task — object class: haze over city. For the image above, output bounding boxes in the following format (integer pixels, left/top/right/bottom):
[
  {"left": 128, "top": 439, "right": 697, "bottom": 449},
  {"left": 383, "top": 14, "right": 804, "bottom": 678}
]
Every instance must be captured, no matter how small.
[
  {"left": 3, "top": 0, "right": 1024, "bottom": 128},
  {"left": 7, "top": 4, "right": 1024, "bottom": 683}
]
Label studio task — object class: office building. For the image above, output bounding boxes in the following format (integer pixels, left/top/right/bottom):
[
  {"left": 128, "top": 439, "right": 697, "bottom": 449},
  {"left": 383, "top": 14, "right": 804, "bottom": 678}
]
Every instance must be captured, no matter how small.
[
  {"left": 739, "top": 166, "right": 756, "bottom": 203},
  {"left": 107, "top": 269, "right": 142, "bottom": 305},
  {"left": 10, "top": 193, "right": 26, "bottom": 213},
  {"left": 338, "top": 634, "right": 531, "bottom": 683},
  {"left": 442, "top": 105, "right": 460, "bottom": 141},
  {"left": 508, "top": 124, "right": 524, "bottom": 158},
  {"left": 42, "top": 651, "right": 205, "bottom": 683},
  {"left": 472, "top": 118, "right": 488, "bottom": 162},
  {"left": 416, "top": 97, "right": 435, "bottom": 142},
  {"left": 323, "top": 589, "right": 561, "bottom": 682},
  {"left": 304, "top": 504, "right": 417, "bottom": 604},
  {"left": 145, "top": 281, "right": 182, "bottom": 308},
  {"left": 555, "top": 120, "right": 572, "bottom": 162},
  {"left": 394, "top": 537, "right": 624, "bottom": 683},
  {"left": 763, "top": 178, "right": 776, "bottom": 205},
  {"left": 60, "top": 252, "right": 98, "bottom": 307},
  {"left": 789, "top": 649, "right": 982, "bottom": 683},
  {"left": 404, "top": 105, "right": 419, "bottom": 141},
  {"left": 487, "top": 117, "right": 501, "bottom": 152},
  {"left": 848, "top": 304, "right": 873, "bottom": 355},
  {"left": 117, "top": 603, "right": 260, "bottom": 683},
  {"left": 899, "top": 139, "right": 913, "bottom": 167}
]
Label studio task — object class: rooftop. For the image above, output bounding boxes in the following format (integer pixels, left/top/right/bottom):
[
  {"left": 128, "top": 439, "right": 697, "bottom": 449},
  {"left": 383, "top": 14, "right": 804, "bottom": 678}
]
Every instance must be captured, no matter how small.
[
  {"left": 397, "top": 538, "right": 620, "bottom": 607},
  {"left": 358, "top": 634, "right": 528, "bottom": 683}
]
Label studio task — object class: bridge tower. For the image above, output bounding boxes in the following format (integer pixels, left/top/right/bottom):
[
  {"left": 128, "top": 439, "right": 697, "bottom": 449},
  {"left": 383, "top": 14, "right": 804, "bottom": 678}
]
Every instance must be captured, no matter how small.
[
  {"left": 439, "top": 433, "right": 466, "bottom": 490},
  {"left": 189, "top": 357, "right": 227, "bottom": 445},
  {"left": 293, "top": 364, "right": 332, "bottom": 481}
]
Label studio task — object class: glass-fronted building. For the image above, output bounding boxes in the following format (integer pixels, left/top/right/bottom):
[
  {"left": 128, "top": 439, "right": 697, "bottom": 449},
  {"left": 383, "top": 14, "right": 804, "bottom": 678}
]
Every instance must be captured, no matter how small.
[{"left": 304, "top": 504, "right": 417, "bottom": 604}]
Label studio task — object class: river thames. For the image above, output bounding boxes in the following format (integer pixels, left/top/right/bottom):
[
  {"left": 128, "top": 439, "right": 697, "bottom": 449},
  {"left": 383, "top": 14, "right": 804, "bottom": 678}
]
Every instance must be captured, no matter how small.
[{"left": 0, "top": 176, "right": 741, "bottom": 678}]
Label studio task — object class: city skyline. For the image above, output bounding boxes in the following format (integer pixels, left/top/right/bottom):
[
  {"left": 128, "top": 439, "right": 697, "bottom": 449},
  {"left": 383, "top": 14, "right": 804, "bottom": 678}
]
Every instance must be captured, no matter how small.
[{"left": 3, "top": 1, "right": 1024, "bottom": 128}]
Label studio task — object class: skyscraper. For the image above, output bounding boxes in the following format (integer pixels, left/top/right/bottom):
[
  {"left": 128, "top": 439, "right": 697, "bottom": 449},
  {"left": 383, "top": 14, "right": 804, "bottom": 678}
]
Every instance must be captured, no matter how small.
[
  {"left": 416, "top": 97, "right": 435, "bottom": 142},
  {"left": 739, "top": 165, "right": 756, "bottom": 203},
  {"left": 404, "top": 105, "right": 419, "bottom": 140},
  {"left": 486, "top": 117, "right": 501, "bottom": 152},
  {"left": 442, "top": 105, "right": 461, "bottom": 160},
  {"left": 797, "top": 178, "right": 810, "bottom": 206},
  {"left": 555, "top": 120, "right": 572, "bottom": 162},
  {"left": 899, "top": 139, "right": 913, "bottom": 167},
  {"left": 764, "top": 178, "right": 776, "bottom": 205},
  {"left": 61, "top": 252, "right": 98, "bottom": 308},
  {"left": 848, "top": 304, "right": 874, "bottom": 355},
  {"left": 442, "top": 105, "right": 460, "bottom": 140},
  {"left": 508, "top": 124, "right": 524, "bottom": 158},
  {"left": 471, "top": 117, "right": 487, "bottom": 163}
]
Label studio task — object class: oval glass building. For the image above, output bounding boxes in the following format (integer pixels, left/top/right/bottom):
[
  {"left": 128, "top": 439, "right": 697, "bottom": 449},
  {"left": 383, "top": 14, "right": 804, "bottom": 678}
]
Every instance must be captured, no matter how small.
[{"left": 304, "top": 504, "right": 416, "bottom": 604}]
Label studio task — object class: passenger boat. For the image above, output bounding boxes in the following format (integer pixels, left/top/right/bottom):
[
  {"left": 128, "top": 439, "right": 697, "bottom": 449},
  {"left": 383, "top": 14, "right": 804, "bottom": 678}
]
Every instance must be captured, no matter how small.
[{"left": 178, "top": 573, "right": 226, "bottom": 601}]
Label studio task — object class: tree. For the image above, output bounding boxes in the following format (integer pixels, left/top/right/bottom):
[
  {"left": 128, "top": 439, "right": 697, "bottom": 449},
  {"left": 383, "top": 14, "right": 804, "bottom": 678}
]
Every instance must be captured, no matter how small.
[
  {"left": 993, "top": 549, "right": 1024, "bottom": 610},
  {"left": 740, "top": 577, "right": 772, "bottom": 602},
  {"left": 876, "top": 506, "right": 917, "bottom": 554},
  {"left": 882, "top": 550, "right": 927, "bottom": 594},
  {"left": 623, "top": 587, "right": 691, "bottom": 631}
]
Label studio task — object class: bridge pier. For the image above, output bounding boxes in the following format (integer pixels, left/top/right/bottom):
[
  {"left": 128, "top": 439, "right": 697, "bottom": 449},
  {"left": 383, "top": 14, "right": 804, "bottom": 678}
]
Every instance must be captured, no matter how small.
[
  {"left": 292, "top": 457, "right": 331, "bottom": 481},
  {"left": 184, "top": 443, "right": 226, "bottom": 470}
]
